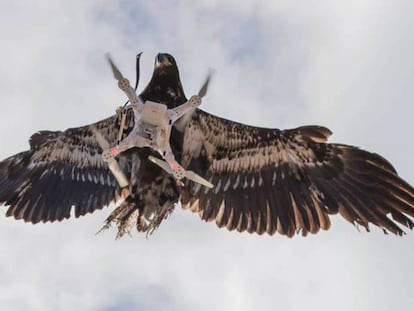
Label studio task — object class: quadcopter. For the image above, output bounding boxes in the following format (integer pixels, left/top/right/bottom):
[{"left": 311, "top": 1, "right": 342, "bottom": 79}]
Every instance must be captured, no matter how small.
[{"left": 93, "top": 55, "right": 213, "bottom": 190}]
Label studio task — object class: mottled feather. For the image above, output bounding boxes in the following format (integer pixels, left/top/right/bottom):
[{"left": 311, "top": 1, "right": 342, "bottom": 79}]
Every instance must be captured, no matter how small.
[
  {"left": 0, "top": 114, "right": 133, "bottom": 223},
  {"left": 180, "top": 109, "right": 414, "bottom": 236},
  {"left": 2, "top": 52, "right": 414, "bottom": 239}
]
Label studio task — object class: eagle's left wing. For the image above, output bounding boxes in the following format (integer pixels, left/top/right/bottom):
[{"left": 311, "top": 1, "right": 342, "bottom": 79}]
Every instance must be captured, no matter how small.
[
  {"left": 0, "top": 114, "right": 133, "bottom": 224},
  {"left": 180, "top": 109, "right": 414, "bottom": 236}
]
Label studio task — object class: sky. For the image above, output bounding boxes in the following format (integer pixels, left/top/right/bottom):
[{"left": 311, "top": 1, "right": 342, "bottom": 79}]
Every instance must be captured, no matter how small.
[{"left": 0, "top": 0, "right": 414, "bottom": 310}]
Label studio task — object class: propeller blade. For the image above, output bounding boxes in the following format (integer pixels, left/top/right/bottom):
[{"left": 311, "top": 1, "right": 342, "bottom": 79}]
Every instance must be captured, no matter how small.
[
  {"left": 149, "top": 156, "right": 213, "bottom": 188},
  {"left": 106, "top": 53, "right": 124, "bottom": 81},
  {"left": 107, "top": 160, "right": 129, "bottom": 188},
  {"left": 122, "top": 52, "right": 143, "bottom": 107},
  {"left": 106, "top": 53, "right": 144, "bottom": 109},
  {"left": 185, "top": 170, "right": 214, "bottom": 188},
  {"left": 148, "top": 155, "right": 173, "bottom": 174},
  {"left": 198, "top": 71, "right": 214, "bottom": 98}
]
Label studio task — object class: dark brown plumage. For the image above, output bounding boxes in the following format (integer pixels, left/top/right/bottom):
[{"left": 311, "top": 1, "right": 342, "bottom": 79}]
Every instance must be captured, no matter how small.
[
  {"left": 180, "top": 111, "right": 414, "bottom": 236},
  {"left": 1, "top": 52, "right": 414, "bottom": 238}
]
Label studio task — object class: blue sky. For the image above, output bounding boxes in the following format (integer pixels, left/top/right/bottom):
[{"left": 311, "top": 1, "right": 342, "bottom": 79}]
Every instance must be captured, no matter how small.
[{"left": 0, "top": 1, "right": 414, "bottom": 310}]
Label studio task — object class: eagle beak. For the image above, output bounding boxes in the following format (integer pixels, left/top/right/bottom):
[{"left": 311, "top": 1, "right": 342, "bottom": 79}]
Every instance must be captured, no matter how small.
[{"left": 155, "top": 53, "right": 172, "bottom": 68}]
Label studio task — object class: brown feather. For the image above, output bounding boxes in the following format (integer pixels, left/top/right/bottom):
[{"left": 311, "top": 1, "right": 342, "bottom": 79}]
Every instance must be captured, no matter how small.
[{"left": 180, "top": 109, "right": 414, "bottom": 237}]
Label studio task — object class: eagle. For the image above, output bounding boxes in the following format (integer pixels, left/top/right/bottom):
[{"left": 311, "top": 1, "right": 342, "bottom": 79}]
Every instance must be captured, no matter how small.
[{"left": 1, "top": 53, "right": 414, "bottom": 238}]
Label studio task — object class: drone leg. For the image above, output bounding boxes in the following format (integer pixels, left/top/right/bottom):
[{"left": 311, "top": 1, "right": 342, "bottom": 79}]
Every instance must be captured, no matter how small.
[{"left": 169, "top": 95, "right": 202, "bottom": 122}]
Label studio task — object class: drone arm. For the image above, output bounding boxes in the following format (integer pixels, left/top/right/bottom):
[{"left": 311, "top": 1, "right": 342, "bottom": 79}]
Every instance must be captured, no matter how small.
[
  {"left": 149, "top": 152, "right": 213, "bottom": 189},
  {"left": 90, "top": 126, "right": 130, "bottom": 188},
  {"left": 107, "top": 54, "right": 144, "bottom": 111},
  {"left": 104, "top": 55, "right": 214, "bottom": 189},
  {"left": 103, "top": 133, "right": 152, "bottom": 161},
  {"left": 117, "top": 78, "right": 145, "bottom": 111},
  {"left": 169, "top": 95, "right": 202, "bottom": 122}
]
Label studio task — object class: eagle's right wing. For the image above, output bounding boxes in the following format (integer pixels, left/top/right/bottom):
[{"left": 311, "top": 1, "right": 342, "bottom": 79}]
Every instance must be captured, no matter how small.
[
  {"left": 0, "top": 112, "right": 134, "bottom": 224},
  {"left": 180, "top": 109, "right": 414, "bottom": 236}
]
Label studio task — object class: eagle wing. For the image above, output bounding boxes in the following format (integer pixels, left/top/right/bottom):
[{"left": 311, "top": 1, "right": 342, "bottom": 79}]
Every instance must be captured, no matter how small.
[
  {"left": 0, "top": 113, "right": 133, "bottom": 223},
  {"left": 180, "top": 109, "right": 414, "bottom": 236}
]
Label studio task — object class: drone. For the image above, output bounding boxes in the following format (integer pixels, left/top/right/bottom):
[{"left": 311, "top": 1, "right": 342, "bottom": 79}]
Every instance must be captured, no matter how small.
[{"left": 93, "top": 55, "right": 213, "bottom": 190}]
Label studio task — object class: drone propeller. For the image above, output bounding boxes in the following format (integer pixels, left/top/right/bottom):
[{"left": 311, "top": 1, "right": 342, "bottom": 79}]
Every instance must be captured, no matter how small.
[
  {"left": 148, "top": 155, "right": 173, "bottom": 174},
  {"left": 106, "top": 54, "right": 124, "bottom": 81},
  {"left": 185, "top": 170, "right": 214, "bottom": 188},
  {"left": 106, "top": 54, "right": 144, "bottom": 109},
  {"left": 90, "top": 126, "right": 130, "bottom": 188},
  {"left": 119, "top": 52, "right": 143, "bottom": 108},
  {"left": 104, "top": 54, "right": 214, "bottom": 190},
  {"left": 148, "top": 156, "right": 213, "bottom": 189},
  {"left": 168, "top": 73, "right": 213, "bottom": 123},
  {"left": 198, "top": 71, "right": 213, "bottom": 98}
]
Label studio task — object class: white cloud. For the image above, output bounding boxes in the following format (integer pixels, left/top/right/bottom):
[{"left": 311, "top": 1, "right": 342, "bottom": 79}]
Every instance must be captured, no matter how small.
[{"left": 1, "top": 1, "right": 414, "bottom": 310}]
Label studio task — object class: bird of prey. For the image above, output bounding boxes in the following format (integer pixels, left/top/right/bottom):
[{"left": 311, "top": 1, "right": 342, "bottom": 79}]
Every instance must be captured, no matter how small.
[{"left": 1, "top": 53, "right": 414, "bottom": 238}]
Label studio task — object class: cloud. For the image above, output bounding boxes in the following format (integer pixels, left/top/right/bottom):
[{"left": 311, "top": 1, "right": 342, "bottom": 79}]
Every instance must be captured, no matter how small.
[{"left": 1, "top": 1, "right": 414, "bottom": 310}]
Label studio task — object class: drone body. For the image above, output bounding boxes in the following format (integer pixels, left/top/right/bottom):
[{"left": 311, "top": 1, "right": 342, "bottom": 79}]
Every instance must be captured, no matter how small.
[
  {"left": 1, "top": 53, "right": 414, "bottom": 238},
  {"left": 100, "top": 56, "right": 212, "bottom": 189}
]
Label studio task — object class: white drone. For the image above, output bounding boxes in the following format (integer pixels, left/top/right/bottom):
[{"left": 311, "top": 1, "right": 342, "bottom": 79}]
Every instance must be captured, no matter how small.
[{"left": 93, "top": 55, "right": 213, "bottom": 190}]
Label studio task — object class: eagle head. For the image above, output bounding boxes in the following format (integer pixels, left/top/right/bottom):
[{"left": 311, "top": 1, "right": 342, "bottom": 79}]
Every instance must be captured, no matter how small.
[
  {"left": 140, "top": 53, "right": 187, "bottom": 108},
  {"left": 155, "top": 53, "right": 176, "bottom": 70}
]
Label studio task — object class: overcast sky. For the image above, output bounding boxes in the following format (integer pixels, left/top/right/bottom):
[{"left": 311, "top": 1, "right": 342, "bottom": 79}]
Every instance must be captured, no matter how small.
[{"left": 1, "top": 1, "right": 414, "bottom": 310}]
